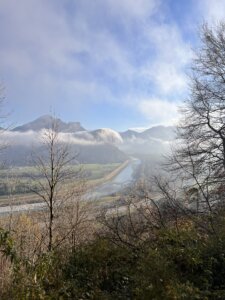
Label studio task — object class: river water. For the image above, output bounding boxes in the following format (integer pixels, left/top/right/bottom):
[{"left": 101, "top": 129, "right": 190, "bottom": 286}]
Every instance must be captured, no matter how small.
[
  {"left": 0, "top": 158, "right": 141, "bottom": 215},
  {"left": 84, "top": 158, "right": 140, "bottom": 200}
]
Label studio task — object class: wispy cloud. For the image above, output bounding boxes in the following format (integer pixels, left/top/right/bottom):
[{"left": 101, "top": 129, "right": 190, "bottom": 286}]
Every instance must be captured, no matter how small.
[
  {"left": 138, "top": 98, "right": 181, "bottom": 126},
  {"left": 0, "top": 0, "right": 216, "bottom": 128},
  {"left": 198, "top": 0, "right": 225, "bottom": 24},
  {"left": 2, "top": 130, "right": 99, "bottom": 146},
  {"left": 143, "top": 23, "right": 192, "bottom": 94}
]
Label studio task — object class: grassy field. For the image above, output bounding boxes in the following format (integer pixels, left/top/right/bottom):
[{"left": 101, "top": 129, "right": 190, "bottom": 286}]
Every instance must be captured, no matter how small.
[
  {"left": 0, "top": 163, "right": 121, "bottom": 197},
  {"left": 0, "top": 163, "right": 121, "bottom": 179}
]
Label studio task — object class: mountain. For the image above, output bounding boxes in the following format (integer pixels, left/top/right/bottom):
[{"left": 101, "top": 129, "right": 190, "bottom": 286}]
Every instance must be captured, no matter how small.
[
  {"left": 12, "top": 116, "right": 176, "bottom": 143},
  {"left": 72, "top": 143, "right": 127, "bottom": 164},
  {"left": 120, "top": 130, "right": 140, "bottom": 140},
  {"left": 6, "top": 116, "right": 178, "bottom": 165},
  {"left": 120, "top": 126, "right": 176, "bottom": 142},
  {"left": 12, "top": 115, "right": 85, "bottom": 133},
  {"left": 63, "top": 122, "right": 85, "bottom": 133},
  {"left": 2, "top": 143, "right": 128, "bottom": 166},
  {"left": 140, "top": 125, "right": 176, "bottom": 141},
  {"left": 4, "top": 117, "right": 128, "bottom": 165},
  {"left": 118, "top": 125, "right": 176, "bottom": 157}
]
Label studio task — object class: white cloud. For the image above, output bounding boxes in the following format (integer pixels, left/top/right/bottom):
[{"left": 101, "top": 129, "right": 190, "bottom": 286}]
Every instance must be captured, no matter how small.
[
  {"left": 106, "top": 0, "right": 159, "bottom": 19},
  {"left": 149, "top": 62, "right": 187, "bottom": 94},
  {"left": 1, "top": 130, "right": 38, "bottom": 146},
  {"left": 0, "top": 0, "right": 192, "bottom": 126},
  {"left": 199, "top": 0, "right": 225, "bottom": 24},
  {"left": 0, "top": 0, "right": 78, "bottom": 73},
  {"left": 0, "top": 0, "right": 139, "bottom": 108},
  {"left": 1, "top": 130, "right": 98, "bottom": 146},
  {"left": 138, "top": 98, "right": 180, "bottom": 125},
  {"left": 128, "top": 127, "right": 147, "bottom": 132},
  {"left": 141, "top": 23, "right": 192, "bottom": 94},
  {"left": 1, "top": 128, "right": 124, "bottom": 147}
]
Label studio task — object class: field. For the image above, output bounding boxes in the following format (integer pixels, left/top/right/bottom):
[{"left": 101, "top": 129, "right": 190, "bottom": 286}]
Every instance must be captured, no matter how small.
[{"left": 0, "top": 163, "right": 122, "bottom": 205}]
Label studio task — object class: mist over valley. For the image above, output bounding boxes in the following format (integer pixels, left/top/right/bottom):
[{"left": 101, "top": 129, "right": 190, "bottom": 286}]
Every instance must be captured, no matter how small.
[{"left": 1, "top": 115, "right": 175, "bottom": 166}]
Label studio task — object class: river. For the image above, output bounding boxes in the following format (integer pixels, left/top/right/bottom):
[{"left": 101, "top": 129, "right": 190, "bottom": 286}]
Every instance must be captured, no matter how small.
[
  {"left": 0, "top": 158, "right": 141, "bottom": 215},
  {"left": 84, "top": 158, "right": 140, "bottom": 200}
]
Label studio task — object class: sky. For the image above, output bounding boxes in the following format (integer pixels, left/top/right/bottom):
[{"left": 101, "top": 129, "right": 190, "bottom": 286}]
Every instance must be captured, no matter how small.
[{"left": 0, "top": 0, "right": 225, "bottom": 131}]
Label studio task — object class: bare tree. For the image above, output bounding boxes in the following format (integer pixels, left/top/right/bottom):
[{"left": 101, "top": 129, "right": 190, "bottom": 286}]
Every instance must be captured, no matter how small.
[
  {"left": 93, "top": 24, "right": 225, "bottom": 248},
  {"left": 168, "top": 22, "right": 225, "bottom": 211},
  {"left": 0, "top": 84, "right": 11, "bottom": 154},
  {"left": 31, "top": 117, "right": 81, "bottom": 251}
]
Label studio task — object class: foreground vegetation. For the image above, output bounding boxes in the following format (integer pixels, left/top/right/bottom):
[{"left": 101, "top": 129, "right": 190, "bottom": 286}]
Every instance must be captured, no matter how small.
[{"left": 1, "top": 197, "right": 225, "bottom": 299}]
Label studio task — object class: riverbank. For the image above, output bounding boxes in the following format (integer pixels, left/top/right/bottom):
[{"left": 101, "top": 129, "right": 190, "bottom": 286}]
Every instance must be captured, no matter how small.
[
  {"left": 0, "top": 161, "right": 128, "bottom": 208},
  {"left": 86, "top": 159, "right": 130, "bottom": 190},
  {"left": 0, "top": 159, "right": 139, "bottom": 215},
  {"left": 84, "top": 158, "right": 141, "bottom": 201}
]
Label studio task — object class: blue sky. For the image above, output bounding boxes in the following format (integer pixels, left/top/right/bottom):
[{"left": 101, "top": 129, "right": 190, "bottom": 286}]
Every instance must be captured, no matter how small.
[{"left": 0, "top": 0, "right": 225, "bottom": 131}]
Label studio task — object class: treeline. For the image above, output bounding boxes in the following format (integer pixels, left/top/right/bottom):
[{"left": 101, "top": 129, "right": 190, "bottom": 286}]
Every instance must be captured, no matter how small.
[{"left": 1, "top": 191, "right": 225, "bottom": 299}]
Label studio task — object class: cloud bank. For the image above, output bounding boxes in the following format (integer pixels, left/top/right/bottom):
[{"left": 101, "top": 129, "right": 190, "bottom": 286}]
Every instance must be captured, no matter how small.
[{"left": 0, "top": 0, "right": 223, "bottom": 128}]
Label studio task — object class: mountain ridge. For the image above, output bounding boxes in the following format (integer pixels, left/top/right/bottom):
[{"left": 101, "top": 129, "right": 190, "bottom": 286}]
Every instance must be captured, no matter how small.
[
  {"left": 12, "top": 115, "right": 176, "bottom": 142},
  {"left": 4, "top": 115, "right": 176, "bottom": 165},
  {"left": 12, "top": 115, "right": 85, "bottom": 133}
]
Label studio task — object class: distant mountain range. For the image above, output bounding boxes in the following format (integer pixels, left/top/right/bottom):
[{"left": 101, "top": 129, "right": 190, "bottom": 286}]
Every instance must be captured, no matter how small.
[
  {"left": 13, "top": 115, "right": 85, "bottom": 133},
  {"left": 120, "top": 126, "right": 176, "bottom": 142},
  {"left": 2, "top": 115, "right": 176, "bottom": 166},
  {"left": 12, "top": 115, "right": 176, "bottom": 143}
]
